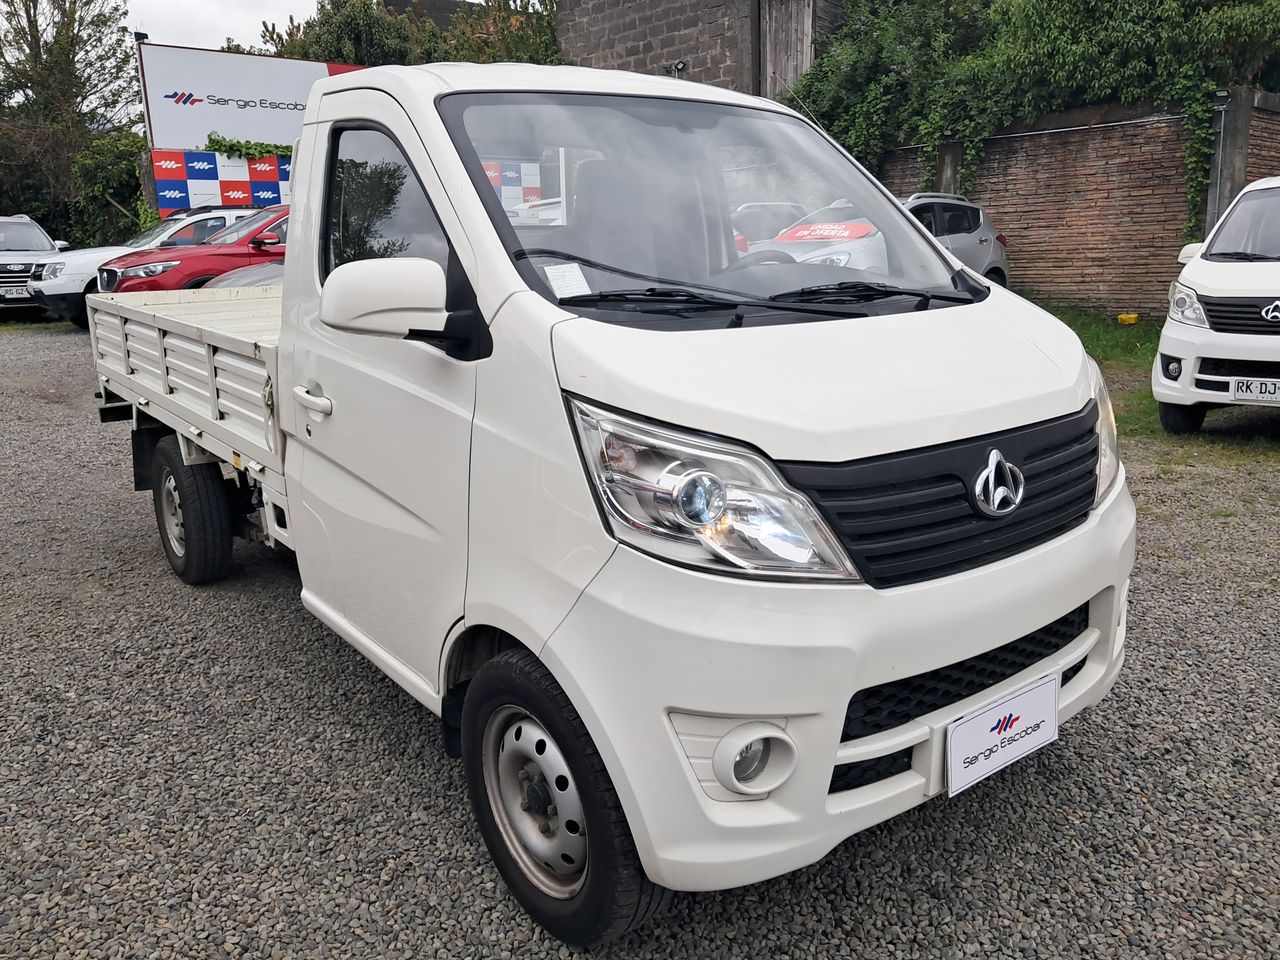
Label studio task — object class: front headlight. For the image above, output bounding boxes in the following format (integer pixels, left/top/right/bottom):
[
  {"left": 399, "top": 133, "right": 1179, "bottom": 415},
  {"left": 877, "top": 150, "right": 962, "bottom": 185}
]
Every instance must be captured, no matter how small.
[
  {"left": 1088, "top": 359, "right": 1120, "bottom": 505},
  {"left": 41, "top": 262, "right": 65, "bottom": 280},
  {"left": 120, "top": 260, "right": 180, "bottom": 280},
  {"left": 568, "top": 398, "right": 860, "bottom": 580},
  {"left": 1168, "top": 282, "right": 1207, "bottom": 327}
]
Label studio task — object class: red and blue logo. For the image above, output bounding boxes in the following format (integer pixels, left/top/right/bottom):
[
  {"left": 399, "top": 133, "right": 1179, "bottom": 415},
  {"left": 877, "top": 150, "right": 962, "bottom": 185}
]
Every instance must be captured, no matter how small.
[
  {"left": 990, "top": 713, "right": 1021, "bottom": 735},
  {"left": 164, "top": 91, "right": 203, "bottom": 106}
]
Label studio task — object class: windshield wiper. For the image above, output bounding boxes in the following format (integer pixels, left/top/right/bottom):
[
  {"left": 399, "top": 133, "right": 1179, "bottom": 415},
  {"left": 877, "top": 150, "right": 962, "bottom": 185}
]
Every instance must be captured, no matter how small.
[
  {"left": 558, "top": 286, "right": 871, "bottom": 318},
  {"left": 1207, "top": 251, "right": 1280, "bottom": 262},
  {"left": 557, "top": 287, "right": 747, "bottom": 309},
  {"left": 767, "top": 280, "right": 974, "bottom": 304}
]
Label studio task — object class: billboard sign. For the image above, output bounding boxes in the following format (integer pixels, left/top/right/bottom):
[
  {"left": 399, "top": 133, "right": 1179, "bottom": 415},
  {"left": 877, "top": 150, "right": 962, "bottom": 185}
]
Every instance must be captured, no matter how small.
[
  {"left": 139, "top": 43, "right": 363, "bottom": 150},
  {"left": 149, "top": 150, "right": 294, "bottom": 218}
]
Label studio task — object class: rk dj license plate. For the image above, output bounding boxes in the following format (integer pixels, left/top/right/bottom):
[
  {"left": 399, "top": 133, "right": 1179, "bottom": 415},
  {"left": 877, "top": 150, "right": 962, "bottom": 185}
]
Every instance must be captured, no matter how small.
[
  {"left": 1232, "top": 378, "right": 1280, "bottom": 403},
  {"left": 946, "top": 674, "right": 1060, "bottom": 797}
]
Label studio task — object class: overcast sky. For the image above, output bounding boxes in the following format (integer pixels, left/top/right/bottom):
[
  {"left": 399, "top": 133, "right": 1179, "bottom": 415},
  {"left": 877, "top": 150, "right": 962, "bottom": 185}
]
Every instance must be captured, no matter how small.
[{"left": 127, "top": 0, "right": 320, "bottom": 50}]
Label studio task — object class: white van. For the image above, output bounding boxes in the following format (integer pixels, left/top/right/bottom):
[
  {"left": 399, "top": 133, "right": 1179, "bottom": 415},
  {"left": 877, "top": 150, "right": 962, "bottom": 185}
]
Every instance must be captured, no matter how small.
[
  {"left": 1154, "top": 176, "right": 1280, "bottom": 432},
  {"left": 85, "top": 64, "right": 1135, "bottom": 946}
]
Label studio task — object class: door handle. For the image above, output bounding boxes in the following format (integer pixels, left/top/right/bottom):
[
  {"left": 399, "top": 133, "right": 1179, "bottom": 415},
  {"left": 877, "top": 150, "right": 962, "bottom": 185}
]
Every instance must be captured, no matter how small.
[
  {"left": 293, "top": 385, "right": 333, "bottom": 416},
  {"left": 978, "top": 236, "right": 990, "bottom": 244}
]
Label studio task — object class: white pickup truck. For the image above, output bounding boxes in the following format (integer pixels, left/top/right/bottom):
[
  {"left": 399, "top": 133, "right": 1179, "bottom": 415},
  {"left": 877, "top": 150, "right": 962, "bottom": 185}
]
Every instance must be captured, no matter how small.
[{"left": 88, "top": 63, "right": 1136, "bottom": 946}]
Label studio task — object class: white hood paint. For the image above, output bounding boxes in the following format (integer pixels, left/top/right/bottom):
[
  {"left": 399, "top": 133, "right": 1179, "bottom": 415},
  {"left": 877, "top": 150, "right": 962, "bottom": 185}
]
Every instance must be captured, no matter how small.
[
  {"left": 552, "top": 285, "right": 1092, "bottom": 462},
  {"left": 1178, "top": 256, "right": 1280, "bottom": 299},
  {"left": 52, "top": 245, "right": 133, "bottom": 276}
]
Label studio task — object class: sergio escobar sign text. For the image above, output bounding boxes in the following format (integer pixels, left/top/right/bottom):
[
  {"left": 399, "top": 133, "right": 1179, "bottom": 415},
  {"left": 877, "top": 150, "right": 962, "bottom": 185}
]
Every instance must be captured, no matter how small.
[{"left": 139, "top": 43, "right": 363, "bottom": 150}]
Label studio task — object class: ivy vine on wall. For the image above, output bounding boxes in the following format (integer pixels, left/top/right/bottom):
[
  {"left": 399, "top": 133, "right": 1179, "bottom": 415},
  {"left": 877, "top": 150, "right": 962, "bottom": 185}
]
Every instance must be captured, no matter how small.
[
  {"left": 787, "top": 0, "right": 1280, "bottom": 239},
  {"left": 205, "top": 132, "right": 294, "bottom": 160}
]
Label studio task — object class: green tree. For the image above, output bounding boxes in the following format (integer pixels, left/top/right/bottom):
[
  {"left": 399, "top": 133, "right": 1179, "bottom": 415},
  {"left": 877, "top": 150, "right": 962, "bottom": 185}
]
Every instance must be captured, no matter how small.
[
  {"left": 0, "top": 0, "right": 138, "bottom": 242},
  {"left": 68, "top": 130, "right": 147, "bottom": 247},
  {"left": 446, "top": 0, "right": 562, "bottom": 65},
  {"left": 789, "top": 0, "right": 1280, "bottom": 236}
]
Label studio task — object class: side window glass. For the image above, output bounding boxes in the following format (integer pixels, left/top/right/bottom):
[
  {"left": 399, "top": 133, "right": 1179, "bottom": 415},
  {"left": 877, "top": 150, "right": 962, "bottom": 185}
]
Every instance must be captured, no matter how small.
[
  {"left": 967, "top": 207, "right": 983, "bottom": 232},
  {"left": 272, "top": 218, "right": 288, "bottom": 245},
  {"left": 911, "top": 205, "right": 938, "bottom": 235},
  {"left": 325, "top": 127, "right": 448, "bottom": 277},
  {"left": 168, "top": 222, "right": 197, "bottom": 245},
  {"left": 940, "top": 204, "right": 974, "bottom": 236},
  {"left": 192, "top": 217, "right": 225, "bottom": 243}
]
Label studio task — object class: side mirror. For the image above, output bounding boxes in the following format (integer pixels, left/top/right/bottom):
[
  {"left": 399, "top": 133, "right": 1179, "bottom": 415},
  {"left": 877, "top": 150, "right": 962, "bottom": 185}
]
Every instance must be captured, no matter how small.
[
  {"left": 251, "top": 231, "right": 282, "bottom": 248},
  {"left": 321, "top": 257, "right": 448, "bottom": 339},
  {"left": 1177, "top": 242, "right": 1202, "bottom": 264},
  {"left": 55, "top": 240, "right": 70, "bottom": 251}
]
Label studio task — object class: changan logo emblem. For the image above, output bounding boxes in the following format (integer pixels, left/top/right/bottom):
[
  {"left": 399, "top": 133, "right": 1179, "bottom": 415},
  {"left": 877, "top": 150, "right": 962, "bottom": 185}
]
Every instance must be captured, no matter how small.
[{"left": 973, "top": 449, "right": 1026, "bottom": 518}]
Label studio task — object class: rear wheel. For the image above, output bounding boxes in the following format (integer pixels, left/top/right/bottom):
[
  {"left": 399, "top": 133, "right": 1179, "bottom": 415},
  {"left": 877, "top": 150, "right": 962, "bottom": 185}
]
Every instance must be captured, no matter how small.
[
  {"left": 461, "top": 648, "right": 670, "bottom": 947},
  {"left": 150, "top": 435, "right": 233, "bottom": 584},
  {"left": 1158, "top": 401, "right": 1207, "bottom": 435}
]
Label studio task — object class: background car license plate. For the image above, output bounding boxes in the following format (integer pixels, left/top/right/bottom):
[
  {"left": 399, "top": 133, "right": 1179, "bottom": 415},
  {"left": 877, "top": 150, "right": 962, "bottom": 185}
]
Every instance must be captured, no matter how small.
[
  {"left": 946, "top": 674, "right": 1060, "bottom": 797},
  {"left": 3, "top": 287, "right": 28, "bottom": 299},
  {"left": 1232, "top": 378, "right": 1280, "bottom": 403}
]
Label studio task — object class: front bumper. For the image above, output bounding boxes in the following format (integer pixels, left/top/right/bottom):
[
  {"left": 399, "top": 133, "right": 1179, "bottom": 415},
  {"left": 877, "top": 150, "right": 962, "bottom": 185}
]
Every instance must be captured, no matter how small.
[
  {"left": 31, "top": 288, "right": 86, "bottom": 320},
  {"left": 1152, "top": 318, "right": 1280, "bottom": 406},
  {"left": 541, "top": 475, "right": 1136, "bottom": 892}
]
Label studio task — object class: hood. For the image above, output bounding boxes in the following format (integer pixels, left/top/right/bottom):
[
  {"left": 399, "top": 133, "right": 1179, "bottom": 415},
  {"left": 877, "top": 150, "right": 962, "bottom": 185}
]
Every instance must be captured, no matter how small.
[
  {"left": 1179, "top": 256, "right": 1280, "bottom": 298},
  {"left": 50, "top": 246, "right": 133, "bottom": 271},
  {"left": 552, "top": 285, "right": 1092, "bottom": 462},
  {"left": 103, "top": 243, "right": 234, "bottom": 270}
]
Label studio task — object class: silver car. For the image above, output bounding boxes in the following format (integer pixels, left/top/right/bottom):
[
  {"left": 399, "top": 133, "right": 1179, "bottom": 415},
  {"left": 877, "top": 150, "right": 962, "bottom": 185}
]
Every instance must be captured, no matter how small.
[{"left": 901, "top": 193, "right": 1009, "bottom": 286}]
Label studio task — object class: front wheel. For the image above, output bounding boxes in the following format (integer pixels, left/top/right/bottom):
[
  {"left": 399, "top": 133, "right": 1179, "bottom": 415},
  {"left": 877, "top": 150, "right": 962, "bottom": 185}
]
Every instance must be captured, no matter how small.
[
  {"left": 461, "top": 649, "right": 670, "bottom": 947},
  {"left": 1158, "top": 401, "right": 1207, "bottom": 435}
]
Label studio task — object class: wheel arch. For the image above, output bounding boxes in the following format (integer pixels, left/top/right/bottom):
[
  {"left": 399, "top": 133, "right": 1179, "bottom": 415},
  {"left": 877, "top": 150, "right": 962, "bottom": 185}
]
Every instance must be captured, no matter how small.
[{"left": 439, "top": 623, "right": 530, "bottom": 756}]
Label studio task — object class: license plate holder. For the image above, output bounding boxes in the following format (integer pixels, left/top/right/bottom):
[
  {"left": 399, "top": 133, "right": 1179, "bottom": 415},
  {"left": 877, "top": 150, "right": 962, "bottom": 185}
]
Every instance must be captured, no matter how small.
[
  {"left": 1232, "top": 378, "right": 1280, "bottom": 403},
  {"left": 946, "top": 674, "right": 1060, "bottom": 797}
]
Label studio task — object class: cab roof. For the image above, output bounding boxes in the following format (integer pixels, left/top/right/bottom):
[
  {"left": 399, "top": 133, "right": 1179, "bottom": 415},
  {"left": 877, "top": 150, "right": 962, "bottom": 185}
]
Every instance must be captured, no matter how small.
[{"left": 305, "top": 62, "right": 795, "bottom": 122}]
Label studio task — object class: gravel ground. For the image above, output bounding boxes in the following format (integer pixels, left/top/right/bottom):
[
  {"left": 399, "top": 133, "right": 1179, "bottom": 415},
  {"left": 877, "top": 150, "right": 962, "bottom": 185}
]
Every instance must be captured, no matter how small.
[{"left": 2, "top": 325, "right": 1278, "bottom": 959}]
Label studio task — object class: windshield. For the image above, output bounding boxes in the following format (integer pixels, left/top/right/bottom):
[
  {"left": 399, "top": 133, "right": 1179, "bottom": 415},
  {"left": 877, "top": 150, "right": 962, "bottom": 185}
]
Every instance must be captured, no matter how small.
[
  {"left": 207, "top": 208, "right": 280, "bottom": 245},
  {"left": 125, "top": 222, "right": 172, "bottom": 248},
  {"left": 1205, "top": 187, "right": 1280, "bottom": 261},
  {"left": 440, "top": 93, "right": 958, "bottom": 316},
  {"left": 0, "top": 221, "right": 54, "bottom": 252}
]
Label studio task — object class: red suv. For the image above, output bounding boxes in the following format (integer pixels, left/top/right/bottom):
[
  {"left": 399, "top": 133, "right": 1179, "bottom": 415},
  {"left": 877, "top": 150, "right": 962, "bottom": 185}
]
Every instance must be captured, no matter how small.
[{"left": 99, "top": 206, "right": 288, "bottom": 293}]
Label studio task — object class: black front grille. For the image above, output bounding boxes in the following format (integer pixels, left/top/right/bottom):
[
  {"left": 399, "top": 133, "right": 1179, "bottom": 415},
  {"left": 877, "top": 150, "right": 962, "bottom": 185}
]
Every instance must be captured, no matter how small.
[
  {"left": 1202, "top": 296, "right": 1280, "bottom": 335},
  {"left": 1199, "top": 357, "right": 1280, "bottom": 379},
  {"left": 1195, "top": 379, "right": 1230, "bottom": 393},
  {"left": 838, "top": 604, "right": 1089, "bottom": 743},
  {"left": 98, "top": 268, "right": 118, "bottom": 293},
  {"left": 829, "top": 748, "right": 913, "bottom": 793},
  {"left": 778, "top": 403, "right": 1098, "bottom": 588}
]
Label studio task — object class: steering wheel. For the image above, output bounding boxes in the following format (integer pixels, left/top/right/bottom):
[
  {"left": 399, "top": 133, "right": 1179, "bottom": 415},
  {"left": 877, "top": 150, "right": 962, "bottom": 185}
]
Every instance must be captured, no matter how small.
[{"left": 723, "top": 249, "right": 796, "bottom": 272}]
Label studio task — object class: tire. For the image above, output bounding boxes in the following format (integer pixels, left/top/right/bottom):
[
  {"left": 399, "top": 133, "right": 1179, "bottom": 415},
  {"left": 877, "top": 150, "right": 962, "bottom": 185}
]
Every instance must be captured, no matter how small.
[
  {"left": 461, "top": 648, "right": 670, "bottom": 947},
  {"left": 150, "top": 435, "right": 233, "bottom": 584},
  {"left": 1158, "top": 401, "right": 1207, "bottom": 435},
  {"left": 69, "top": 313, "right": 89, "bottom": 330}
]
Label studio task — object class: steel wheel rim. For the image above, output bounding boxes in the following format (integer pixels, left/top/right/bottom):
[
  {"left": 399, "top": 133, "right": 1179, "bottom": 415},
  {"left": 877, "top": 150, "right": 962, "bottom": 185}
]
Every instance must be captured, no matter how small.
[
  {"left": 481, "top": 705, "right": 588, "bottom": 899},
  {"left": 160, "top": 468, "right": 186, "bottom": 558}
]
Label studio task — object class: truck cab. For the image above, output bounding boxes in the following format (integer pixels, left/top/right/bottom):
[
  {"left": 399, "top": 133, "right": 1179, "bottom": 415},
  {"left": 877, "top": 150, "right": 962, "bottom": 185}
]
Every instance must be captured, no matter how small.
[
  {"left": 86, "top": 64, "right": 1135, "bottom": 947},
  {"left": 1153, "top": 176, "right": 1280, "bottom": 432}
]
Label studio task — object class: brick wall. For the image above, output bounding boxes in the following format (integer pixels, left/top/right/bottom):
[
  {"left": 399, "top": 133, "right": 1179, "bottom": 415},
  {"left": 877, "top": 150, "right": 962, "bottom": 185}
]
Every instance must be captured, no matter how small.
[
  {"left": 876, "top": 147, "right": 924, "bottom": 198},
  {"left": 557, "top": 0, "right": 755, "bottom": 91},
  {"left": 1246, "top": 103, "right": 1280, "bottom": 183},
  {"left": 879, "top": 108, "right": 1192, "bottom": 318}
]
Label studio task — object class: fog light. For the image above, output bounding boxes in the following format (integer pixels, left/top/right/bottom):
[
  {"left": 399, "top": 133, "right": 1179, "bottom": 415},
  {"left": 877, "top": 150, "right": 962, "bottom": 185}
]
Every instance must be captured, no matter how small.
[
  {"left": 711, "top": 722, "right": 798, "bottom": 796},
  {"left": 1160, "top": 354, "right": 1184, "bottom": 380},
  {"left": 733, "top": 739, "right": 771, "bottom": 783}
]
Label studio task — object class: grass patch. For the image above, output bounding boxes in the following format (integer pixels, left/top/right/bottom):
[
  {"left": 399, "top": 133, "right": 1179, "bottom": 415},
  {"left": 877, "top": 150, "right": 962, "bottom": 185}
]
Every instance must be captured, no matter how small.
[{"left": 0, "top": 320, "right": 74, "bottom": 335}]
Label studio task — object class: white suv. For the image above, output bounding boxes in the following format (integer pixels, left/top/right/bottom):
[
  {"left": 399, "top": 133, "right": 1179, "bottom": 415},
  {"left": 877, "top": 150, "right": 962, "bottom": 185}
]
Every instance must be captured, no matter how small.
[
  {"left": 33, "top": 207, "right": 259, "bottom": 328},
  {"left": 0, "top": 215, "right": 67, "bottom": 315},
  {"left": 1152, "top": 176, "right": 1280, "bottom": 432}
]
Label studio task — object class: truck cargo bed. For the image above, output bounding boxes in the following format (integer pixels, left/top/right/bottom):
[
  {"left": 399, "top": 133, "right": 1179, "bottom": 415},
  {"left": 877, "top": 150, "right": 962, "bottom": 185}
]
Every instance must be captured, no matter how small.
[{"left": 86, "top": 287, "right": 285, "bottom": 483}]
